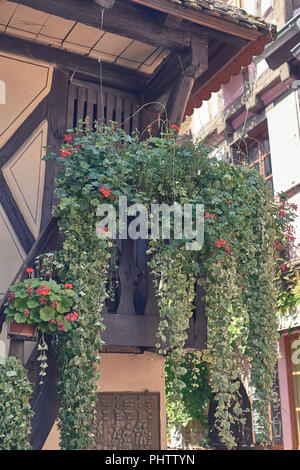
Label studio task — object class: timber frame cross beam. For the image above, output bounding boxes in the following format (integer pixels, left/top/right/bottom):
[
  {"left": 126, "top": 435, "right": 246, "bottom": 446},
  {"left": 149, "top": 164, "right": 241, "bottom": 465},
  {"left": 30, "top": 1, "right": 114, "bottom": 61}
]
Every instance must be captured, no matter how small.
[
  {"left": 7, "top": 0, "right": 253, "bottom": 50},
  {"left": 4, "top": 0, "right": 276, "bottom": 128}
]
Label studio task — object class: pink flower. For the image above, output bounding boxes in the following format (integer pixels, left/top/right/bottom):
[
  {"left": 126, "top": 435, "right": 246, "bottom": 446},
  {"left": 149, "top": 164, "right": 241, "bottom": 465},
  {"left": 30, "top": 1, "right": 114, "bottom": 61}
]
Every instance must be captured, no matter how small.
[
  {"left": 7, "top": 291, "right": 15, "bottom": 302},
  {"left": 57, "top": 320, "right": 65, "bottom": 332},
  {"left": 40, "top": 296, "right": 47, "bottom": 306},
  {"left": 27, "top": 286, "right": 34, "bottom": 296},
  {"left": 24, "top": 308, "right": 30, "bottom": 317}
]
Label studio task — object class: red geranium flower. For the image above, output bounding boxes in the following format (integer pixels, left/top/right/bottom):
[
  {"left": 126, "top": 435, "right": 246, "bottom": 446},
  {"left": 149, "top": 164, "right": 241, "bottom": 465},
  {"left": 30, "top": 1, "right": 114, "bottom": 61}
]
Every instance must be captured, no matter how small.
[
  {"left": 26, "top": 267, "right": 34, "bottom": 273},
  {"left": 66, "top": 311, "right": 78, "bottom": 322},
  {"left": 36, "top": 285, "right": 50, "bottom": 296},
  {"left": 99, "top": 186, "right": 112, "bottom": 199},
  {"left": 171, "top": 124, "right": 179, "bottom": 132},
  {"left": 64, "top": 283, "right": 73, "bottom": 289},
  {"left": 60, "top": 148, "right": 73, "bottom": 158},
  {"left": 64, "top": 134, "right": 73, "bottom": 142}
]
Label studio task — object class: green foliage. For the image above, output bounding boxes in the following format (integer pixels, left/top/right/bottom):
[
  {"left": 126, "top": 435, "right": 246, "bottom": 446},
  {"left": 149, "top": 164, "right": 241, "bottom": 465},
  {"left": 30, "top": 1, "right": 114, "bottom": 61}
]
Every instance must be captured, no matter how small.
[
  {"left": 165, "top": 353, "right": 212, "bottom": 431},
  {"left": 5, "top": 278, "right": 77, "bottom": 334},
  {"left": 0, "top": 356, "right": 33, "bottom": 450},
  {"left": 45, "top": 121, "right": 283, "bottom": 450}
]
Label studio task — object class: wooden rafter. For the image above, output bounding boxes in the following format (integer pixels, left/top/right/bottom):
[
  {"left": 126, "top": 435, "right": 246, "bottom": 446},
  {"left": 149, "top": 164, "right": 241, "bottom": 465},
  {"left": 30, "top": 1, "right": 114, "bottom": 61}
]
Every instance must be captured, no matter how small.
[
  {"left": 7, "top": 0, "right": 250, "bottom": 51},
  {"left": 7, "top": 0, "right": 192, "bottom": 51}
]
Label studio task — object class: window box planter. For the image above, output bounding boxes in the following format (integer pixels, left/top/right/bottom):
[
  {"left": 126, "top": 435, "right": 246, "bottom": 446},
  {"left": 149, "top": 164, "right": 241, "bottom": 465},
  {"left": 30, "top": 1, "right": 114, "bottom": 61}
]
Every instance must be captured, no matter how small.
[{"left": 8, "top": 320, "right": 37, "bottom": 341}]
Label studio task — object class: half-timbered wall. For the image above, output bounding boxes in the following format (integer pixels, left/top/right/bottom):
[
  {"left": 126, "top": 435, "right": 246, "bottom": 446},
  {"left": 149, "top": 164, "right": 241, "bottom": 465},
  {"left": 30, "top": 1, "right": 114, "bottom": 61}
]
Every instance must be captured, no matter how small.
[{"left": 0, "top": 53, "right": 69, "bottom": 357}]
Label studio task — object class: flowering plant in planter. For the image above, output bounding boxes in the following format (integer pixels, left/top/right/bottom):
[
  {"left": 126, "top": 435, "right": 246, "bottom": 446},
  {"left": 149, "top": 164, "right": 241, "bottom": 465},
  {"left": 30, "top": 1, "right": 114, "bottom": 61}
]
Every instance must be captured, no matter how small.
[
  {"left": 4, "top": 271, "right": 78, "bottom": 384},
  {"left": 5, "top": 277, "right": 78, "bottom": 335}
]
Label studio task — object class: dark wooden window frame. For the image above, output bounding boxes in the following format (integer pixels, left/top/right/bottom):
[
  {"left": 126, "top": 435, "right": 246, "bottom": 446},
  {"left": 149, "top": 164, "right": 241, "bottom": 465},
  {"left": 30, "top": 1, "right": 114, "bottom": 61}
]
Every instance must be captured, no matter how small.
[{"left": 231, "top": 127, "right": 274, "bottom": 192}]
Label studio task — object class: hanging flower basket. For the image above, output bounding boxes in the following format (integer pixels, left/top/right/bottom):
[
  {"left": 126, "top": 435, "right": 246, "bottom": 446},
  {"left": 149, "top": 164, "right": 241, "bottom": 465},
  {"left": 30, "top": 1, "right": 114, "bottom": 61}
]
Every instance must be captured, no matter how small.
[{"left": 4, "top": 272, "right": 78, "bottom": 384}]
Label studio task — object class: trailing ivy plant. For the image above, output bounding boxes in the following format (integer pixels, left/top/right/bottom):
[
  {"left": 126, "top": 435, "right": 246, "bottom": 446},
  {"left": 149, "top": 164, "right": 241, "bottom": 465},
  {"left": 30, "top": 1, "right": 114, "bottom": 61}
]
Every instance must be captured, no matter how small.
[
  {"left": 45, "top": 121, "right": 285, "bottom": 450},
  {"left": 165, "top": 352, "right": 212, "bottom": 434},
  {"left": 0, "top": 356, "right": 33, "bottom": 450}
]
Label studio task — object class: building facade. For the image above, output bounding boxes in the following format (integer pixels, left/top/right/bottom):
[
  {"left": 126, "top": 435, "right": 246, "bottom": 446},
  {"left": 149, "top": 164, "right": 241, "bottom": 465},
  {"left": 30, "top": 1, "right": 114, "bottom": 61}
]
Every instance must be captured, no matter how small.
[
  {"left": 186, "top": 0, "right": 300, "bottom": 450},
  {"left": 0, "top": 0, "right": 276, "bottom": 450}
]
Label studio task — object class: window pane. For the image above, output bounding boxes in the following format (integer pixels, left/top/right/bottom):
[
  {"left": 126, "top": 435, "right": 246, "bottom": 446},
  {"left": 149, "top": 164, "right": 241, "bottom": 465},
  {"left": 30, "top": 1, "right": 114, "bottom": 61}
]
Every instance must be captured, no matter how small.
[
  {"left": 266, "top": 178, "right": 274, "bottom": 193},
  {"left": 264, "top": 155, "right": 272, "bottom": 177},
  {"left": 247, "top": 142, "right": 259, "bottom": 163},
  {"left": 232, "top": 148, "right": 243, "bottom": 165},
  {"left": 262, "top": 134, "right": 270, "bottom": 155},
  {"left": 253, "top": 162, "right": 260, "bottom": 173}
]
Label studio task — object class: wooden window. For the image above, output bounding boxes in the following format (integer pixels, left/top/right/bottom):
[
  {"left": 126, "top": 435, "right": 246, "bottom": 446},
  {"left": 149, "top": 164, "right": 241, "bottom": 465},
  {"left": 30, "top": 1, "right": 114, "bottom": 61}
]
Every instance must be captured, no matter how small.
[{"left": 231, "top": 129, "right": 274, "bottom": 193}]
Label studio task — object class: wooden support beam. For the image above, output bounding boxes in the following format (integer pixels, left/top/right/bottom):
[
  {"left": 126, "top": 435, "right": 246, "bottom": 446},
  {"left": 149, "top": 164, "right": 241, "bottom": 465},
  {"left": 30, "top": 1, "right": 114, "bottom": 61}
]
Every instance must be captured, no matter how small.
[
  {"left": 190, "top": 43, "right": 241, "bottom": 101},
  {"left": 9, "top": 339, "right": 25, "bottom": 364},
  {"left": 0, "top": 34, "right": 148, "bottom": 94},
  {"left": 7, "top": 0, "right": 192, "bottom": 51},
  {"left": 164, "top": 35, "right": 209, "bottom": 127}
]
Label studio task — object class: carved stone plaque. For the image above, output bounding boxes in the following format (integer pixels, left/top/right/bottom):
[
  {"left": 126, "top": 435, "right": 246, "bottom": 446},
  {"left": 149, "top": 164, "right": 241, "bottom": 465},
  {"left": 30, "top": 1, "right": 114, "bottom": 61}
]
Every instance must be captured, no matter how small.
[{"left": 93, "top": 392, "right": 160, "bottom": 450}]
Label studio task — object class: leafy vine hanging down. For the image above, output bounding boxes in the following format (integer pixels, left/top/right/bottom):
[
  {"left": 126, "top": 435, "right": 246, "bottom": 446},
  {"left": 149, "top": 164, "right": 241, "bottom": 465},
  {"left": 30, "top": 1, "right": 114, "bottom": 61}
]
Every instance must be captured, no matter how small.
[
  {"left": 0, "top": 356, "right": 33, "bottom": 450},
  {"left": 45, "top": 121, "right": 284, "bottom": 449}
]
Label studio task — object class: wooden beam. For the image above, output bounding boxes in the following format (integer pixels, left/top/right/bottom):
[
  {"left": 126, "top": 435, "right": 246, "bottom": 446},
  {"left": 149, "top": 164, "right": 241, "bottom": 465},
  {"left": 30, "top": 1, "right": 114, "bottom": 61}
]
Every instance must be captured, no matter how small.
[
  {"left": 165, "top": 35, "right": 208, "bottom": 127},
  {"left": 166, "top": 75, "right": 195, "bottom": 127},
  {"left": 7, "top": 0, "right": 192, "bottom": 51},
  {"left": 130, "top": 0, "right": 264, "bottom": 41},
  {"left": 0, "top": 34, "right": 148, "bottom": 94},
  {"left": 146, "top": 35, "right": 208, "bottom": 127},
  {"left": 41, "top": 69, "right": 69, "bottom": 230},
  {"left": 0, "top": 173, "right": 35, "bottom": 254},
  {"left": 190, "top": 43, "right": 241, "bottom": 99}
]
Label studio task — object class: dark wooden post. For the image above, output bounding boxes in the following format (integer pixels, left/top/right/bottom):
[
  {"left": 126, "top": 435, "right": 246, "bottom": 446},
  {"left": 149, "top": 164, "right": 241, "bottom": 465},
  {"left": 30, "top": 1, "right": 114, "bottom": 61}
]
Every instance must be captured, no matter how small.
[
  {"left": 166, "top": 35, "right": 208, "bottom": 127},
  {"left": 9, "top": 339, "right": 25, "bottom": 364}
]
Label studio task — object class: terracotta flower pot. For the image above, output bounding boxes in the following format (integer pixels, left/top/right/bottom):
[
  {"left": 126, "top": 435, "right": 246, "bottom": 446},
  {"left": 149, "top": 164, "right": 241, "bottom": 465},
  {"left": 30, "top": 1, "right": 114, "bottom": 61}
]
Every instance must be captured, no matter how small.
[{"left": 8, "top": 321, "right": 37, "bottom": 340}]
